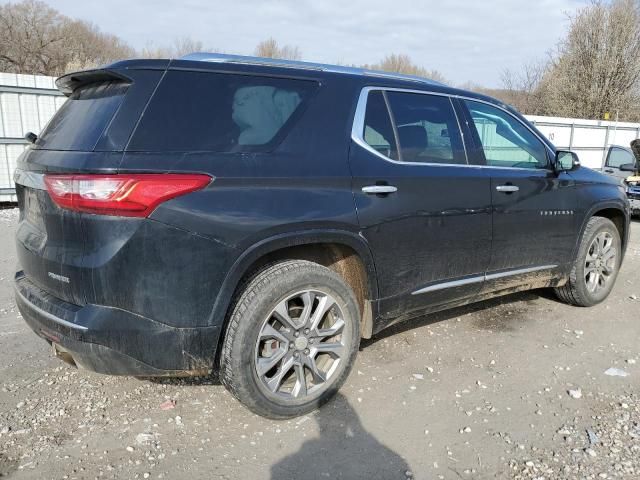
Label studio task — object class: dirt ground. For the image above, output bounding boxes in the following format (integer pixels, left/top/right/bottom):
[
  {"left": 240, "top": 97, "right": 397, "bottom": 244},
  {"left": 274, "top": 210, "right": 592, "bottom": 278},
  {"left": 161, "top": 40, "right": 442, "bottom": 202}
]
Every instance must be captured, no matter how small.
[{"left": 0, "top": 207, "right": 639, "bottom": 480}]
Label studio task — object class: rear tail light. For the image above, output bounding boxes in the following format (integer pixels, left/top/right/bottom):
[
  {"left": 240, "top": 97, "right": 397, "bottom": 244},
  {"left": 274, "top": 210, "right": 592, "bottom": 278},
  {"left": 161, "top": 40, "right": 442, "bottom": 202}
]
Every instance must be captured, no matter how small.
[{"left": 44, "top": 174, "right": 211, "bottom": 217}]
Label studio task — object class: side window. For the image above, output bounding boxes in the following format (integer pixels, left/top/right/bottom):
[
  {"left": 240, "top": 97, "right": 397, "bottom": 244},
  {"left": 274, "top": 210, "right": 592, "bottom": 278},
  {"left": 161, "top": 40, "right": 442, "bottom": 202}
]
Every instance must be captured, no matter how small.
[
  {"left": 464, "top": 100, "right": 548, "bottom": 169},
  {"left": 606, "top": 147, "right": 634, "bottom": 169},
  {"left": 386, "top": 91, "right": 466, "bottom": 164},
  {"left": 129, "top": 71, "right": 316, "bottom": 152},
  {"left": 37, "top": 82, "right": 128, "bottom": 151},
  {"left": 362, "top": 91, "right": 399, "bottom": 160}
]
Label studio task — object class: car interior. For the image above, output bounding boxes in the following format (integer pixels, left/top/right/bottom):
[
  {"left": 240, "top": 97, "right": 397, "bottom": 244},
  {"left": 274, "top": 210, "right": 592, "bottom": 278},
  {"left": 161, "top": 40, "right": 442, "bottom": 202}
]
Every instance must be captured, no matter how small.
[{"left": 232, "top": 85, "right": 302, "bottom": 145}]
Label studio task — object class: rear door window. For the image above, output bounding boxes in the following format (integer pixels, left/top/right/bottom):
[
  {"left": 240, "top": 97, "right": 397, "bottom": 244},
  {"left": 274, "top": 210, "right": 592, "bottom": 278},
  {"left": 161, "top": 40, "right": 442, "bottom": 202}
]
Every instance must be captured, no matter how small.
[
  {"left": 386, "top": 91, "right": 466, "bottom": 164},
  {"left": 128, "top": 71, "right": 317, "bottom": 152},
  {"left": 36, "top": 82, "right": 128, "bottom": 151},
  {"left": 362, "top": 90, "right": 399, "bottom": 160}
]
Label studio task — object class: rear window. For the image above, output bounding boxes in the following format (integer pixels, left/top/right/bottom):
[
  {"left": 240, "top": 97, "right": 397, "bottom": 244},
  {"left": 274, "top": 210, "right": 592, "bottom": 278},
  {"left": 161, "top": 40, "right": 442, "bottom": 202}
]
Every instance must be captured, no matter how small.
[
  {"left": 127, "top": 71, "right": 317, "bottom": 152},
  {"left": 36, "top": 82, "right": 128, "bottom": 151},
  {"left": 363, "top": 90, "right": 399, "bottom": 160}
]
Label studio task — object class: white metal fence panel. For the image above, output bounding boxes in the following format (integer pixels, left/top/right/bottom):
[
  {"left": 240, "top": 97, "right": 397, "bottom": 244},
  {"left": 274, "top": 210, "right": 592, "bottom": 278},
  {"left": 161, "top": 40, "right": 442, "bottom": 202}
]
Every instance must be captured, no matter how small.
[
  {"left": 0, "top": 73, "right": 64, "bottom": 202},
  {"left": 1, "top": 93, "right": 23, "bottom": 138},
  {"left": 526, "top": 115, "right": 640, "bottom": 169},
  {"left": 0, "top": 144, "right": 28, "bottom": 196}
]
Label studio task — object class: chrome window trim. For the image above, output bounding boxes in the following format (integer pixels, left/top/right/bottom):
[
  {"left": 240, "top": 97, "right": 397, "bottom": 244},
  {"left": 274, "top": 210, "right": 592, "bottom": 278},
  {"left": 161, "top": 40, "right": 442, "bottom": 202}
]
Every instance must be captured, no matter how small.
[
  {"left": 351, "top": 86, "right": 555, "bottom": 170},
  {"left": 411, "top": 275, "right": 484, "bottom": 295},
  {"left": 483, "top": 264, "right": 557, "bottom": 281},
  {"left": 411, "top": 264, "right": 557, "bottom": 296}
]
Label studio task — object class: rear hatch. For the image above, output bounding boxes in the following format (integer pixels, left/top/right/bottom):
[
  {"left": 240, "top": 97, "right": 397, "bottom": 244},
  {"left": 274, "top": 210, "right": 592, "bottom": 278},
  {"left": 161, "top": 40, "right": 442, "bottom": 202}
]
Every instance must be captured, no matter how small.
[
  {"left": 15, "top": 66, "right": 165, "bottom": 305},
  {"left": 16, "top": 60, "right": 318, "bottom": 311}
]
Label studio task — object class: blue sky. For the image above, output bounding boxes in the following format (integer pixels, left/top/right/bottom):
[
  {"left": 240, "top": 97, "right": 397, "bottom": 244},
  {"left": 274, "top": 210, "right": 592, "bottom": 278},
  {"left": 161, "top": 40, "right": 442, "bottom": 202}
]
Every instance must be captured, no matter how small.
[{"left": 19, "top": 0, "right": 585, "bottom": 87}]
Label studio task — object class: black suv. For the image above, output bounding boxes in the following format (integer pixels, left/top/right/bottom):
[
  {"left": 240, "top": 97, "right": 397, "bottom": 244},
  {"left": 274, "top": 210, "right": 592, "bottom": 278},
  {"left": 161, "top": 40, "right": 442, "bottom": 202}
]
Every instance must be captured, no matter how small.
[{"left": 13, "top": 54, "right": 630, "bottom": 418}]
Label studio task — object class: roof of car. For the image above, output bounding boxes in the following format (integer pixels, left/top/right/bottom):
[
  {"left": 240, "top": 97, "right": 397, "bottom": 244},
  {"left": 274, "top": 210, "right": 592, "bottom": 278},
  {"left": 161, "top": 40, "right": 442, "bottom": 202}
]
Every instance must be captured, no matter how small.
[
  {"left": 66, "top": 53, "right": 556, "bottom": 152},
  {"left": 179, "top": 52, "right": 446, "bottom": 87},
  {"left": 101, "top": 53, "right": 551, "bottom": 144},
  {"left": 104, "top": 52, "right": 499, "bottom": 104},
  {"left": 173, "top": 53, "right": 518, "bottom": 110}
]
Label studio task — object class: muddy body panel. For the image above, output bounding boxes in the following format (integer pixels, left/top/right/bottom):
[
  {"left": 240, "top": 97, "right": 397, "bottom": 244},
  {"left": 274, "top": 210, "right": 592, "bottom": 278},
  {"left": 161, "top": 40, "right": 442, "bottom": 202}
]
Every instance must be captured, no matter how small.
[{"left": 13, "top": 56, "right": 630, "bottom": 376}]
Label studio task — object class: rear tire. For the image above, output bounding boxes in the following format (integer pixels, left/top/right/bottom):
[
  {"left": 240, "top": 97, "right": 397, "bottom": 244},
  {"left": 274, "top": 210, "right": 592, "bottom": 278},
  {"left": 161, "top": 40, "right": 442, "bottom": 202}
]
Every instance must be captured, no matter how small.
[
  {"left": 555, "top": 217, "right": 622, "bottom": 307},
  {"left": 220, "top": 260, "right": 360, "bottom": 419}
]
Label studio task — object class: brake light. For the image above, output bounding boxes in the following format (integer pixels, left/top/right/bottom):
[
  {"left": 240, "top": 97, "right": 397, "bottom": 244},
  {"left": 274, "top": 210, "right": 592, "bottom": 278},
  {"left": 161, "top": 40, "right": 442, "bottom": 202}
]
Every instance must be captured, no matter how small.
[{"left": 44, "top": 174, "right": 211, "bottom": 217}]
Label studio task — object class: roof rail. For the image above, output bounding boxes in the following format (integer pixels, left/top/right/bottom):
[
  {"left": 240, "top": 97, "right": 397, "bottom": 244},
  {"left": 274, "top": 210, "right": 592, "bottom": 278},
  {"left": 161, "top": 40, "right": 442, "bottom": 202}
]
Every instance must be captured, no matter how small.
[{"left": 179, "top": 52, "right": 443, "bottom": 86}]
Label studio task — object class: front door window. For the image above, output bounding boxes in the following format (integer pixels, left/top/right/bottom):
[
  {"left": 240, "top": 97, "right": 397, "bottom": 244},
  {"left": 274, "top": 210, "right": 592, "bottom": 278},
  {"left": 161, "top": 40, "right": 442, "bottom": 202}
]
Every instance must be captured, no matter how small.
[{"left": 464, "top": 100, "right": 548, "bottom": 169}]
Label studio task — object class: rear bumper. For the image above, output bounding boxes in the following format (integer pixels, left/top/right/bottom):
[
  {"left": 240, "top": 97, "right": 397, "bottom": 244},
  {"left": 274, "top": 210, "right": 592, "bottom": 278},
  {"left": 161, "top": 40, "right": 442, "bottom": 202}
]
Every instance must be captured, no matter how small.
[{"left": 14, "top": 272, "right": 219, "bottom": 377}]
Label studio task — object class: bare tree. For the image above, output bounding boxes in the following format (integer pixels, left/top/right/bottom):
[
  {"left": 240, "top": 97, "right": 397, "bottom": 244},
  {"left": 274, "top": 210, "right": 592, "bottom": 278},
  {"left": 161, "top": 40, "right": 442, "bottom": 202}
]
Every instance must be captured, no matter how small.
[
  {"left": 499, "top": 60, "right": 548, "bottom": 114},
  {"left": 61, "top": 20, "right": 135, "bottom": 71},
  {"left": 542, "top": 0, "right": 640, "bottom": 120},
  {"left": 140, "top": 37, "right": 207, "bottom": 59},
  {"left": 365, "top": 53, "right": 447, "bottom": 84},
  {"left": 254, "top": 38, "right": 302, "bottom": 60},
  {"left": 0, "top": 0, "right": 133, "bottom": 75}
]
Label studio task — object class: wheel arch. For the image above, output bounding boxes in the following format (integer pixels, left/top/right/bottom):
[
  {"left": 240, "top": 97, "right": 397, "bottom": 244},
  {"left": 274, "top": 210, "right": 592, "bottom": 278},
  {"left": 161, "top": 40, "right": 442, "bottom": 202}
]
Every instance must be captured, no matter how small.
[
  {"left": 574, "top": 201, "right": 629, "bottom": 262},
  {"left": 210, "top": 230, "right": 379, "bottom": 367},
  {"left": 555, "top": 202, "right": 628, "bottom": 307}
]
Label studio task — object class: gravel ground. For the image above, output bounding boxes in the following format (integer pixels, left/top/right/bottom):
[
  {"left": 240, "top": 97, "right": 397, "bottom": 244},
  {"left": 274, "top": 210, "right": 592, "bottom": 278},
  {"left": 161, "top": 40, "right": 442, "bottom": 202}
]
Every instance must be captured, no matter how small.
[{"left": 0, "top": 208, "right": 639, "bottom": 479}]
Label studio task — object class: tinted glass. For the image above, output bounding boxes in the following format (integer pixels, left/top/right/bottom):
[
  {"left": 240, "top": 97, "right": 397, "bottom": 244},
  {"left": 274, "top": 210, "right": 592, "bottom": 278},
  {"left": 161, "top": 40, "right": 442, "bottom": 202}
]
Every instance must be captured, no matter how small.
[
  {"left": 362, "top": 91, "right": 399, "bottom": 160},
  {"left": 128, "top": 71, "right": 316, "bottom": 152},
  {"left": 36, "top": 82, "right": 128, "bottom": 151},
  {"left": 464, "top": 100, "right": 548, "bottom": 169},
  {"left": 606, "top": 147, "right": 634, "bottom": 169},
  {"left": 386, "top": 92, "right": 466, "bottom": 164}
]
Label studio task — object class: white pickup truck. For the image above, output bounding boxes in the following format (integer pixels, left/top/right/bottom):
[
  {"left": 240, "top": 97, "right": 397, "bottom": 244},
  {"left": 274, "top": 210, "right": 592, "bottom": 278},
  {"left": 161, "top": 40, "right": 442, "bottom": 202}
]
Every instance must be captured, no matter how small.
[{"left": 599, "top": 141, "right": 640, "bottom": 216}]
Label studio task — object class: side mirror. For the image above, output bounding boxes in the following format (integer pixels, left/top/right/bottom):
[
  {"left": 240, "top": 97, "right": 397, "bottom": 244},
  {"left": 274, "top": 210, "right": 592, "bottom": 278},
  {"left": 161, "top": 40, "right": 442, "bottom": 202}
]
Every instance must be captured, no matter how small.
[
  {"left": 619, "top": 163, "right": 637, "bottom": 172},
  {"left": 24, "top": 131, "right": 38, "bottom": 144},
  {"left": 555, "top": 150, "right": 580, "bottom": 173}
]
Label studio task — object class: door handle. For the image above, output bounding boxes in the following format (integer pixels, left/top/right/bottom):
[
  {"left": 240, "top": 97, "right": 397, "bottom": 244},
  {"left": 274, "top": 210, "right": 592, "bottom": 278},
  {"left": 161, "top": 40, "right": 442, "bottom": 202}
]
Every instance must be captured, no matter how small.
[
  {"left": 362, "top": 185, "right": 398, "bottom": 194},
  {"left": 495, "top": 185, "right": 519, "bottom": 193},
  {"left": 604, "top": 169, "right": 615, "bottom": 173}
]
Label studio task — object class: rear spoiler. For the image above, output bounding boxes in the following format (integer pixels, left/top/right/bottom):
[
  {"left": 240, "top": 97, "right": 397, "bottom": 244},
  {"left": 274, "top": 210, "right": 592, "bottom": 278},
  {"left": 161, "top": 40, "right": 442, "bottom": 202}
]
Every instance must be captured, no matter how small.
[{"left": 55, "top": 69, "right": 132, "bottom": 96}]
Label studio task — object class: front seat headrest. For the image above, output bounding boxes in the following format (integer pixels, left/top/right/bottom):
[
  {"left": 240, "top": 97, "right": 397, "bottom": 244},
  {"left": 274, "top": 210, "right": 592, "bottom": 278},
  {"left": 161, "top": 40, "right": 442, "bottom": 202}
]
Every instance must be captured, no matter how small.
[{"left": 397, "top": 125, "right": 428, "bottom": 161}]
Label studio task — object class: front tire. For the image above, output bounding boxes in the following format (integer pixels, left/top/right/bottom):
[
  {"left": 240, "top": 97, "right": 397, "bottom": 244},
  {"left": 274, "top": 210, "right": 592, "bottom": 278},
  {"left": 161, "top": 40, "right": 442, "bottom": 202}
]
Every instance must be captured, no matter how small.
[
  {"left": 555, "top": 216, "right": 622, "bottom": 307},
  {"left": 220, "top": 260, "right": 360, "bottom": 419}
]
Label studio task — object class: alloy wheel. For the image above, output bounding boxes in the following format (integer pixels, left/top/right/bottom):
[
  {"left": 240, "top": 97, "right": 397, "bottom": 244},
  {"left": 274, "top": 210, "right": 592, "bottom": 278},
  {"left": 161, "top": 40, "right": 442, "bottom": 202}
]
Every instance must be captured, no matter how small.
[
  {"left": 254, "top": 290, "right": 349, "bottom": 401},
  {"left": 584, "top": 231, "right": 617, "bottom": 293}
]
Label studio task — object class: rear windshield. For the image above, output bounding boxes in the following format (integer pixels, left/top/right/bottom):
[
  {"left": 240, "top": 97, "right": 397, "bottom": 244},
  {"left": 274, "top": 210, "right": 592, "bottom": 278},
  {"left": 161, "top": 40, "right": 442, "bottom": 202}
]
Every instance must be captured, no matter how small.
[
  {"left": 36, "top": 81, "right": 128, "bottom": 151},
  {"left": 127, "top": 71, "right": 317, "bottom": 152}
]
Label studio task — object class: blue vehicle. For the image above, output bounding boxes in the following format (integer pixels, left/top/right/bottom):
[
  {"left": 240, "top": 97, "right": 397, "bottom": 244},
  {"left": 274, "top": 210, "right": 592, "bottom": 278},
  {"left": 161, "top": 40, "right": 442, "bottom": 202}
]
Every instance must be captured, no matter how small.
[{"left": 13, "top": 54, "right": 630, "bottom": 418}]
